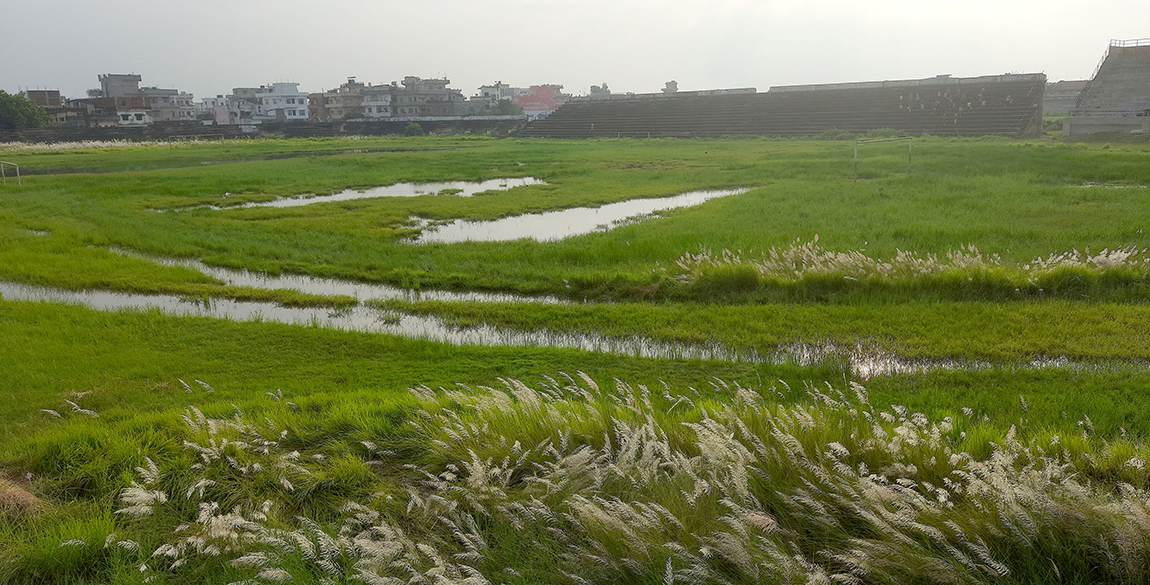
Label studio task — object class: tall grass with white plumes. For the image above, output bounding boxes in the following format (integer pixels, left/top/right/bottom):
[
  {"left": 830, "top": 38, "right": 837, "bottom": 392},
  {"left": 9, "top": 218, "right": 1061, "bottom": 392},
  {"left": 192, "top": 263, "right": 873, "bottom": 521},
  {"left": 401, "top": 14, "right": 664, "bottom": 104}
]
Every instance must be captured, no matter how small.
[
  {"left": 674, "top": 237, "right": 1150, "bottom": 300},
  {"left": 46, "top": 374, "right": 1150, "bottom": 584},
  {"left": 0, "top": 140, "right": 175, "bottom": 153}
]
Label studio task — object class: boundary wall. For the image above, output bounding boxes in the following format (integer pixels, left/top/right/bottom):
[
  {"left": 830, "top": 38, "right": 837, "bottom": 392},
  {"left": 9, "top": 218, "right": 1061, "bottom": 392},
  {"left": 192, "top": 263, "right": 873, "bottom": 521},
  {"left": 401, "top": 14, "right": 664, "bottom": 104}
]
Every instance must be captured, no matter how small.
[{"left": 0, "top": 117, "right": 528, "bottom": 144}]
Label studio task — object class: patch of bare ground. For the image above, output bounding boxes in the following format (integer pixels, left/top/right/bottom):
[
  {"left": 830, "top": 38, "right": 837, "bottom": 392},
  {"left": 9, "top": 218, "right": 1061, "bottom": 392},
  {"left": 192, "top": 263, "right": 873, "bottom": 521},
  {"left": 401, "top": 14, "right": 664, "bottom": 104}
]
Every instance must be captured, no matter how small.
[{"left": 0, "top": 474, "right": 45, "bottom": 519}]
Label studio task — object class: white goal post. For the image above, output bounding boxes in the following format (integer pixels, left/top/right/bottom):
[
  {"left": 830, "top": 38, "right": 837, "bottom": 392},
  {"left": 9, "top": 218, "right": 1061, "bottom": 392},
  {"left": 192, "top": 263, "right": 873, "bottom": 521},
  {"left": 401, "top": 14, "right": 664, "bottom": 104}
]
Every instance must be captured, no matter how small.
[
  {"left": 0, "top": 161, "right": 20, "bottom": 186},
  {"left": 854, "top": 136, "right": 913, "bottom": 180}
]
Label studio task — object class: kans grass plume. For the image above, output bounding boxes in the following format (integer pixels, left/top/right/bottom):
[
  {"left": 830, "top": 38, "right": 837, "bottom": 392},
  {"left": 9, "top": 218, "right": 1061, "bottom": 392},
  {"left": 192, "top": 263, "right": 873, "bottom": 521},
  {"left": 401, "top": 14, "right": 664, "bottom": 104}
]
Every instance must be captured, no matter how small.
[
  {"left": 674, "top": 236, "right": 1150, "bottom": 291},
  {"left": 96, "top": 374, "right": 1150, "bottom": 584}
]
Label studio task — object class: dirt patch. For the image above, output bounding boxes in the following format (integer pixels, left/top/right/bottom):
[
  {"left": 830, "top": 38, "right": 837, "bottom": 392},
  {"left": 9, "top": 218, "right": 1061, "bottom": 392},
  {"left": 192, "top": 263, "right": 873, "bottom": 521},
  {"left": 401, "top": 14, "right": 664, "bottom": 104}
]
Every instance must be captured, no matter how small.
[{"left": 0, "top": 474, "right": 45, "bottom": 519}]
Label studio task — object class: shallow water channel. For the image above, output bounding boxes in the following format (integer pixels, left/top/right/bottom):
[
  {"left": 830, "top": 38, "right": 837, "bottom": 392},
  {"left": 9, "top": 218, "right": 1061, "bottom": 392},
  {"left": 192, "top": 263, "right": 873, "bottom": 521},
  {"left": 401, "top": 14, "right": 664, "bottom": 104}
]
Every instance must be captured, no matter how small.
[
  {"left": 0, "top": 283, "right": 755, "bottom": 364},
  {"left": 175, "top": 177, "right": 547, "bottom": 211},
  {"left": 413, "top": 188, "right": 749, "bottom": 243},
  {"left": 1, "top": 251, "right": 1140, "bottom": 379}
]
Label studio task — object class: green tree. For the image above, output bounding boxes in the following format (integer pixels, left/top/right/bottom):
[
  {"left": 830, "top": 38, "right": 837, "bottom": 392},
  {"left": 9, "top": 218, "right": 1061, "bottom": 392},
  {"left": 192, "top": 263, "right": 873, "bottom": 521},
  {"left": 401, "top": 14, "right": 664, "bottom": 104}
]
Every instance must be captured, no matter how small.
[
  {"left": 0, "top": 91, "right": 51, "bottom": 130},
  {"left": 404, "top": 122, "right": 424, "bottom": 136},
  {"left": 491, "top": 99, "right": 524, "bottom": 116}
]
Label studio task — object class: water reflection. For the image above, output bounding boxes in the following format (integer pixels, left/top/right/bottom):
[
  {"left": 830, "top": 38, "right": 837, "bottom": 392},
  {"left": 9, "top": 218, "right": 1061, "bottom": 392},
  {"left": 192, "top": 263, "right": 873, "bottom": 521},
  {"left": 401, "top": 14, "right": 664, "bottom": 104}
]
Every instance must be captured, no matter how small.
[
  {"left": 413, "top": 188, "right": 749, "bottom": 243},
  {"left": 4, "top": 276, "right": 1143, "bottom": 379},
  {"left": 0, "top": 281, "right": 760, "bottom": 364},
  {"left": 172, "top": 177, "right": 547, "bottom": 211},
  {"left": 113, "top": 249, "right": 566, "bottom": 305},
  {"left": 5, "top": 249, "right": 1144, "bottom": 379}
]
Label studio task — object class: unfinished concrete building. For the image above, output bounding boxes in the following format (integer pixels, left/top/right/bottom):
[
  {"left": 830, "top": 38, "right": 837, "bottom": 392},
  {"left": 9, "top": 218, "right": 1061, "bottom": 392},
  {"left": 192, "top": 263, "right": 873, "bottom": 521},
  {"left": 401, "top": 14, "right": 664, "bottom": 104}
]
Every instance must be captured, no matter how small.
[{"left": 1065, "top": 39, "right": 1150, "bottom": 135}]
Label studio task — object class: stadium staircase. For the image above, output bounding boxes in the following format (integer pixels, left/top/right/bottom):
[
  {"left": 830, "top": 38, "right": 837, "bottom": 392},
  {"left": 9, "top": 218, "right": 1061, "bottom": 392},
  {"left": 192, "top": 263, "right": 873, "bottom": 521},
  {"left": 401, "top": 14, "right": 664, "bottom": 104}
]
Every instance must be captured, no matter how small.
[
  {"left": 1074, "top": 40, "right": 1150, "bottom": 116},
  {"left": 521, "top": 74, "right": 1045, "bottom": 139}
]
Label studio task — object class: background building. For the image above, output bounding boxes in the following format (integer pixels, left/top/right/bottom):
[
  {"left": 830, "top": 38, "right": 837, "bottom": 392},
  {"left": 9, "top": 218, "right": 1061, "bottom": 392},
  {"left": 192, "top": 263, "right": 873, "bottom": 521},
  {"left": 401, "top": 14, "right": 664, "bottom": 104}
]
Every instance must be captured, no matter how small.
[
  {"left": 308, "top": 76, "right": 466, "bottom": 121},
  {"left": 222, "top": 83, "right": 309, "bottom": 124},
  {"left": 512, "top": 85, "right": 570, "bottom": 120},
  {"left": 74, "top": 74, "right": 196, "bottom": 126}
]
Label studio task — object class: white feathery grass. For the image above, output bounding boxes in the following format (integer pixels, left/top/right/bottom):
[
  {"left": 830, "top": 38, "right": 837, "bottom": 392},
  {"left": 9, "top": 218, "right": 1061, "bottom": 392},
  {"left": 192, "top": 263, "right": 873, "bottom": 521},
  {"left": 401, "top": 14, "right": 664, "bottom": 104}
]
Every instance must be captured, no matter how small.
[
  {"left": 0, "top": 139, "right": 173, "bottom": 153},
  {"left": 64, "top": 399, "right": 98, "bottom": 418},
  {"left": 675, "top": 237, "right": 1150, "bottom": 285},
  {"left": 94, "top": 374, "right": 1150, "bottom": 584}
]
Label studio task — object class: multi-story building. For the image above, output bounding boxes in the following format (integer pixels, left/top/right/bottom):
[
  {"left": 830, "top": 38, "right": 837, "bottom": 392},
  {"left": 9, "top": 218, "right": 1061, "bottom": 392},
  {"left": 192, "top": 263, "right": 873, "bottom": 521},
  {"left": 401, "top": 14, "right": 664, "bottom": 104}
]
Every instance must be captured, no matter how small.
[
  {"left": 307, "top": 92, "right": 330, "bottom": 121},
  {"left": 226, "top": 87, "right": 262, "bottom": 124},
  {"left": 477, "top": 81, "right": 514, "bottom": 103},
  {"left": 362, "top": 83, "right": 395, "bottom": 118},
  {"left": 393, "top": 76, "right": 464, "bottom": 117},
  {"left": 254, "top": 83, "right": 309, "bottom": 122},
  {"left": 116, "top": 110, "right": 153, "bottom": 126},
  {"left": 221, "top": 83, "right": 309, "bottom": 125},
  {"left": 92, "top": 74, "right": 195, "bottom": 125},
  {"left": 64, "top": 90, "right": 122, "bottom": 128},
  {"left": 196, "top": 95, "right": 230, "bottom": 125},
  {"left": 311, "top": 77, "right": 366, "bottom": 121},
  {"left": 140, "top": 87, "right": 196, "bottom": 122},
  {"left": 22, "top": 89, "right": 62, "bottom": 107},
  {"left": 22, "top": 89, "right": 93, "bottom": 125},
  {"left": 99, "top": 74, "right": 142, "bottom": 98},
  {"left": 307, "top": 76, "right": 467, "bottom": 121},
  {"left": 464, "top": 82, "right": 569, "bottom": 119}
]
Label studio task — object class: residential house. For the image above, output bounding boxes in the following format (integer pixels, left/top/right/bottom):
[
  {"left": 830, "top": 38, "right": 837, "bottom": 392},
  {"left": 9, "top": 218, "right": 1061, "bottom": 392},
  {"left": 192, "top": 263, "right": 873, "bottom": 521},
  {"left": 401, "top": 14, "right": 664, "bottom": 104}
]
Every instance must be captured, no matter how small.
[
  {"left": 223, "top": 83, "right": 309, "bottom": 124},
  {"left": 308, "top": 76, "right": 467, "bottom": 121},
  {"left": 91, "top": 74, "right": 195, "bottom": 125},
  {"left": 393, "top": 76, "right": 464, "bottom": 117},
  {"left": 362, "top": 83, "right": 395, "bottom": 119},
  {"left": 22, "top": 89, "right": 88, "bottom": 125}
]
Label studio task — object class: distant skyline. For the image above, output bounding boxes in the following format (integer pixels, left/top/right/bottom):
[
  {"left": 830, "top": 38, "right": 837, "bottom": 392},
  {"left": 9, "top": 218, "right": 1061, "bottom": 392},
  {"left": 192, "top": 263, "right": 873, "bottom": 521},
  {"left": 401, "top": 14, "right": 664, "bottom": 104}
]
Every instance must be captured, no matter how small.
[{"left": 2, "top": 0, "right": 1147, "bottom": 101}]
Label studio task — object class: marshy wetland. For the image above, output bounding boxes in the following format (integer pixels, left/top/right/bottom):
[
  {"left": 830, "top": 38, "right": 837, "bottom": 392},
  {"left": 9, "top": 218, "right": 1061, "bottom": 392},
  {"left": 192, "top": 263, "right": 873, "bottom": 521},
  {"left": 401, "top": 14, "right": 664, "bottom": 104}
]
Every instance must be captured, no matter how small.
[{"left": 4, "top": 135, "right": 1150, "bottom": 584}]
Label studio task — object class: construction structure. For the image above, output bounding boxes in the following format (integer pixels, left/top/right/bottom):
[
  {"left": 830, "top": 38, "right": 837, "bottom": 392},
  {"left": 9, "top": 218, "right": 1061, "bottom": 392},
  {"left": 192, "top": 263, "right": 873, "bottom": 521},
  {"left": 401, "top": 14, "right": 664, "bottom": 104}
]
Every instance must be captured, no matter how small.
[
  {"left": 1044, "top": 80, "right": 1088, "bottom": 114},
  {"left": 520, "top": 74, "right": 1046, "bottom": 139},
  {"left": 1064, "top": 39, "right": 1150, "bottom": 136}
]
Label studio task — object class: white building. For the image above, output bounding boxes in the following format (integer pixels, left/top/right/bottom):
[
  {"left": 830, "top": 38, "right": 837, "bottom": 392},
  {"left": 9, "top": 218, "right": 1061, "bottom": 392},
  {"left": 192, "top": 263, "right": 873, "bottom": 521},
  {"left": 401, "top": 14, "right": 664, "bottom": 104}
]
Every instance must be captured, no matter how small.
[
  {"left": 196, "top": 96, "right": 230, "bottom": 125},
  {"left": 117, "top": 110, "right": 153, "bottom": 126},
  {"left": 197, "top": 95, "right": 227, "bottom": 110},
  {"left": 362, "top": 84, "right": 395, "bottom": 118},
  {"left": 224, "top": 83, "right": 309, "bottom": 125},
  {"left": 255, "top": 83, "right": 309, "bottom": 122},
  {"left": 477, "top": 81, "right": 514, "bottom": 102}
]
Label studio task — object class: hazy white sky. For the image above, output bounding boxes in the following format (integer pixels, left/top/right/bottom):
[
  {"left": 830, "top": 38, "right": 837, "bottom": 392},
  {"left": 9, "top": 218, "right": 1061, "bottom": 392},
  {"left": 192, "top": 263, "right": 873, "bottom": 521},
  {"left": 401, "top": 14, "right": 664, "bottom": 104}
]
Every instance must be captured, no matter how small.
[{"left": 2, "top": 0, "right": 1146, "bottom": 100}]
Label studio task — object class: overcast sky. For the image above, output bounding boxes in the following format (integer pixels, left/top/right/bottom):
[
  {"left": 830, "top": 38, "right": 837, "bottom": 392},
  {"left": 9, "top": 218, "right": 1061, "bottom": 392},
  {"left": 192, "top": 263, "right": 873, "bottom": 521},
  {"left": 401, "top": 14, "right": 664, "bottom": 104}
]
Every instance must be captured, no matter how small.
[{"left": 2, "top": 0, "right": 1147, "bottom": 100}]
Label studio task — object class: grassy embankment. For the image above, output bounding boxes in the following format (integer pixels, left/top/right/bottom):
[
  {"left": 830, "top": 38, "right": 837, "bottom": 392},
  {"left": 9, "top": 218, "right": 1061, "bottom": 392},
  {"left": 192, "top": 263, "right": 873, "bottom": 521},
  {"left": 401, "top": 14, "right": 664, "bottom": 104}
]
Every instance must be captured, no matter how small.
[{"left": 2, "top": 136, "right": 1150, "bottom": 583}]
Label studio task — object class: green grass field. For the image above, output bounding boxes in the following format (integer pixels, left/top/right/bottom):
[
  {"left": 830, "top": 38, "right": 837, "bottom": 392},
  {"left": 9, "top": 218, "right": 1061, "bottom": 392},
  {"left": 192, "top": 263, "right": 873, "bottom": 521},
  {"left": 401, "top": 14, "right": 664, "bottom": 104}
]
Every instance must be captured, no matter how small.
[{"left": 3, "top": 135, "right": 1150, "bottom": 584}]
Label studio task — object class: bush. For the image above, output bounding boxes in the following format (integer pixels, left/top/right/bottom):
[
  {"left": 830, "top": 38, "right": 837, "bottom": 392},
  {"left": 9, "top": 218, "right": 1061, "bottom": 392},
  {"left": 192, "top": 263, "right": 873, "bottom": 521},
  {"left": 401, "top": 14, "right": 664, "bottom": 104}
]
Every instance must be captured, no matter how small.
[
  {"left": 690, "top": 265, "right": 760, "bottom": 297},
  {"left": 815, "top": 128, "right": 856, "bottom": 140},
  {"left": 862, "top": 127, "right": 904, "bottom": 139},
  {"left": 403, "top": 123, "right": 424, "bottom": 137}
]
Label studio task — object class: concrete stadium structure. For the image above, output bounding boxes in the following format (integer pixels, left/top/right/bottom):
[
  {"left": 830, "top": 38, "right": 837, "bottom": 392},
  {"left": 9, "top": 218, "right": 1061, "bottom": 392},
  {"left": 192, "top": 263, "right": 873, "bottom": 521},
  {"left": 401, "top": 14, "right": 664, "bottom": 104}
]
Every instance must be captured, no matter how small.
[
  {"left": 1065, "top": 39, "right": 1150, "bottom": 136},
  {"left": 521, "top": 74, "right": 1046, "bottom": 139}
]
